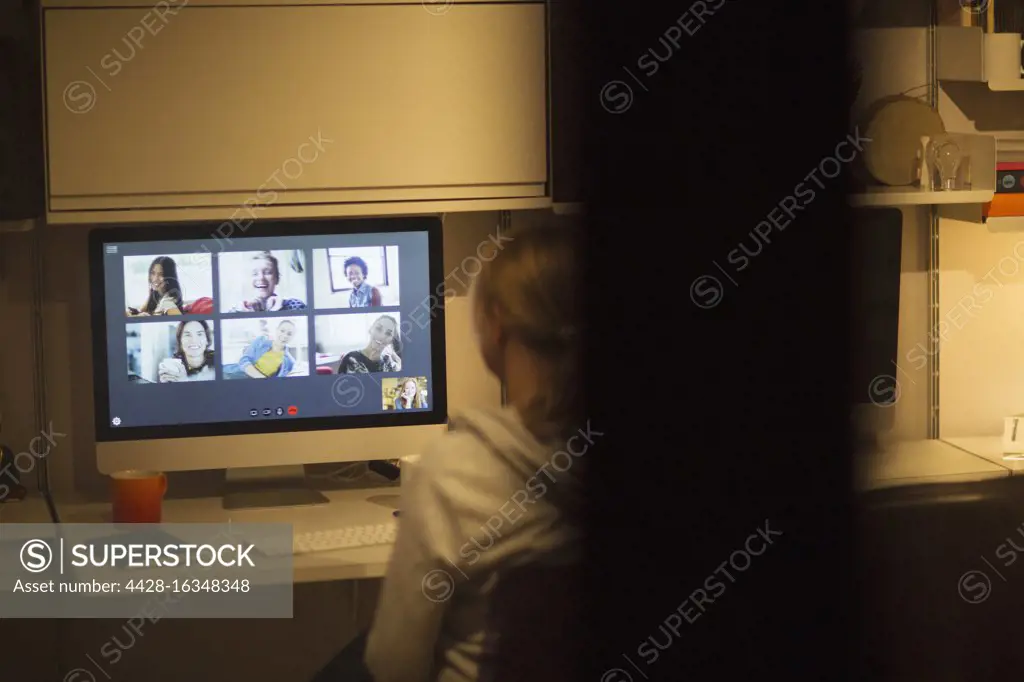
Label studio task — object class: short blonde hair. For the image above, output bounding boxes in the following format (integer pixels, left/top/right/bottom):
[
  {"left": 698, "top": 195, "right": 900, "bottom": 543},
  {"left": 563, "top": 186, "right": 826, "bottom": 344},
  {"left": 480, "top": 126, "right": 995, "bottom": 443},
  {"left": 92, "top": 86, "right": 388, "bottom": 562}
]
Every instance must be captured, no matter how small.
[
  {"left": 472, "top": 223, "right": 581, "bottom": 441},
  {"left": 253, "top": 251, "right": 279, "bottom": 281}
]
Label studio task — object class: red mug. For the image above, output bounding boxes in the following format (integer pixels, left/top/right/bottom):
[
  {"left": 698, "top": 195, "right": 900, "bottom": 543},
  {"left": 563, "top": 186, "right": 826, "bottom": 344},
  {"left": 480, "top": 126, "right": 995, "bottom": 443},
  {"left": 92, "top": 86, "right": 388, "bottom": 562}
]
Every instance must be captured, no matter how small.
[{"left": 111, "top": 470, "right": 167, "bottom": 523}]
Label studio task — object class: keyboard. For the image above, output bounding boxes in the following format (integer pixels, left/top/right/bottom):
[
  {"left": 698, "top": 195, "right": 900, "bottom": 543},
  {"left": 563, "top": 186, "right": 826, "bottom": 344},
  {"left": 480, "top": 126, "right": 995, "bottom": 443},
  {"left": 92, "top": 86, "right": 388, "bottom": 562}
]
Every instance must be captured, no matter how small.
[{"left": 263, "top": 522, "right": 398, "bottom": 556}]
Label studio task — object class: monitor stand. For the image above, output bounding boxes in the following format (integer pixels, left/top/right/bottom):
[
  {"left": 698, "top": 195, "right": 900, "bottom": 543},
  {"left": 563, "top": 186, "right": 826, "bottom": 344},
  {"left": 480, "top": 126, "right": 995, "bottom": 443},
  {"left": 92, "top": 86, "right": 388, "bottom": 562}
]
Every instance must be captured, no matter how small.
[{"left": 222, "top": 465, "right": 329, "bottom": 510}]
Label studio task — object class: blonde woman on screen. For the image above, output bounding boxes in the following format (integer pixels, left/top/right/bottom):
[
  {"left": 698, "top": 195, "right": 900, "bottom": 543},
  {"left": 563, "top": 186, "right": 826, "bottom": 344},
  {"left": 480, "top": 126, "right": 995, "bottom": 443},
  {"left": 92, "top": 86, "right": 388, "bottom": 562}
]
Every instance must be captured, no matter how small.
[
  {"left": 392, "top": 378, "right": 426, "bottom": 410},
  {"left": 223, "top": 320, "right": 298, "bottom": 379},
  {"left": 230, "top": 251, "right": 306, "bottom": 312}
]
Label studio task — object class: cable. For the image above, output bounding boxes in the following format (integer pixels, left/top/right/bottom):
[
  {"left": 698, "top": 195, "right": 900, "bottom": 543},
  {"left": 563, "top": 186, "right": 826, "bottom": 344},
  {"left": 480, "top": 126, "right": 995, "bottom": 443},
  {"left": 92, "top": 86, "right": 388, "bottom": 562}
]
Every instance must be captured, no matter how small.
[
  {"left": 307, "top": 461, "right": 370, "bottom": 483},
  {"left": 308, "top": 458, "right": 404, "bottom": 484},
  {"left": 367, "top": 460, "right": 400, "bottom": 481},
  {"left": 30, "top": 222, "right": 58, "bottom": 523},
  {"left": 498, "top": 211, "right": 510, "bottom": 406},
  {"left": 897, "top": 83, "right": 931, "bottom": 100}
]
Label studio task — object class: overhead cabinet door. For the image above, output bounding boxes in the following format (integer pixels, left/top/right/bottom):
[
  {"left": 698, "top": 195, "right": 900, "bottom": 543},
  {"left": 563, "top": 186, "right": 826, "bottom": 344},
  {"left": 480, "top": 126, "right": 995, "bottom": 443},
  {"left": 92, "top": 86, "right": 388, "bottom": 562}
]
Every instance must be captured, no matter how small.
[{"left": 44, "top": 3, "right": 547, "bottom": 214}]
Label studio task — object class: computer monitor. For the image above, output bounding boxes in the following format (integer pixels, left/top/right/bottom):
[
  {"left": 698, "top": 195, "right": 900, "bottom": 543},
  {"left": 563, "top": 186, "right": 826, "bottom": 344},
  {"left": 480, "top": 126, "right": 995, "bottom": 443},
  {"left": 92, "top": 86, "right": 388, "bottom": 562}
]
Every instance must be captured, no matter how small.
[
  {"left": 89, "top": 217, "right": 447, "bottom": 508},
  {"left": 851, "top": 207, "right": 903, "bottom": 445}
]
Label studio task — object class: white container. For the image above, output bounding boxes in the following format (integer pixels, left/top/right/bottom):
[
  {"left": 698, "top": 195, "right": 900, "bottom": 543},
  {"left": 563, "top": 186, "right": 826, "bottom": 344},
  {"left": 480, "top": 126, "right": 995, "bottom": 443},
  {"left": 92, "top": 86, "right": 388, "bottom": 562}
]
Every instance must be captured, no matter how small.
[
  {"left": 399, "top": 454, "right": 421, "bottom": 490},
  {"left": 1002, "top": 415, "right": 1024, "bottom": 455},
  {"left": 985, "top": 33, "right": 1023, "bottom": 85}
]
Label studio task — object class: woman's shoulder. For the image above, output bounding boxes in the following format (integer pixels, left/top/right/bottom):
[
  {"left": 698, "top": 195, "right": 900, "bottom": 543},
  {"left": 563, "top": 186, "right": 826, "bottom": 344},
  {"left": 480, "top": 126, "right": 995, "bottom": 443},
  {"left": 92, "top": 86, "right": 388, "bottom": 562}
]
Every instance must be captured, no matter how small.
[{"left": 417, "top": 413, "right": 512, "bottom": 475}]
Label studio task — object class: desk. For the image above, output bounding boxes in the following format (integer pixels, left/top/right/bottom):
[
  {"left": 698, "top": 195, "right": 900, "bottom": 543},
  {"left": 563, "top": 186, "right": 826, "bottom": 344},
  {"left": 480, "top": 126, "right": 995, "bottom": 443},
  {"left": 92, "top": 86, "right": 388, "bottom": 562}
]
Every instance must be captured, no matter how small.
[
  {"left": 0, "top": 487, "right": 392, "bottom": 680},
  {"left": 0, "top": 487, "right": 399, "bottom": 583},
  {"left": 942, "top": 436, "right": 1024, "bottom": 474},
  {"left": 858, "top": 438, "right": 1011, "bottom": 490}
]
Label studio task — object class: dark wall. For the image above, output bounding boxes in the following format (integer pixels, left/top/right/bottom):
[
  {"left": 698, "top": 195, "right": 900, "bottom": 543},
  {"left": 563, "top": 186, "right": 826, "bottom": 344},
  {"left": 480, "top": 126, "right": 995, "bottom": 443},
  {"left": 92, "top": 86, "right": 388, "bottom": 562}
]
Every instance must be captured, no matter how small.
[
  {"left": 0, "top": 0, "right": 44, "bottom": 221},
  {"left": 548, "top": 0, "right": 583, "bottom": 205}
]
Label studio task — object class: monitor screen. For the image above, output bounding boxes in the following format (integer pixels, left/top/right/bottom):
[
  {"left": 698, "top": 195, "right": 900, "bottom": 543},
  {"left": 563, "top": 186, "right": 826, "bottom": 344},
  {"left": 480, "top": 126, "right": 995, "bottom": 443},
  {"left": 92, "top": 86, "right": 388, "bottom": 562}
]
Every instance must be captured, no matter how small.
[{"left": 89, "top": 217, "right": 446, "bottom": 442}]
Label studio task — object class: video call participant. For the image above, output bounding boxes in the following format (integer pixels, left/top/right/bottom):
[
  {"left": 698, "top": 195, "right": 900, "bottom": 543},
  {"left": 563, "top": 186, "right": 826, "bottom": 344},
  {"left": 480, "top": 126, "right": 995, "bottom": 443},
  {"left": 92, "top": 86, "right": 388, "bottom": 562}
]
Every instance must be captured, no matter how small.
[
  {"left": 224, "top": 320, "right": 298, "bottom": 379},
  {"left": 126, "top": 256, "right": 183, "bottom": 316},
  {"left": 158, "top": 321, "right": 216, "bottom": 382},
  {"left": 338, "top": 315, "right": 402, "bottom": 374},
  {"left": 345, "top": 256, "right": 383, "bottom": 308},
  {"left": 229, "top": 251, "right": 307, "bottom": 312},
  {"left": 393, "top": 378, "right": 427, "bottom": 410}
]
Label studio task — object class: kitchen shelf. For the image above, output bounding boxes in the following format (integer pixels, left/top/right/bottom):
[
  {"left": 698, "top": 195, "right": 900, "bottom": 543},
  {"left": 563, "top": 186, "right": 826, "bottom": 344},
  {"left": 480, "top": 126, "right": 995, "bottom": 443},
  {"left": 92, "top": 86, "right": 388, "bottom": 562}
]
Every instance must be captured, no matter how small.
[
  {"left": 850, "top": 187, "right": 994, "bottom": 207},
  {"left": 850, "top": 131, "right": 995, "bottom": 208}
]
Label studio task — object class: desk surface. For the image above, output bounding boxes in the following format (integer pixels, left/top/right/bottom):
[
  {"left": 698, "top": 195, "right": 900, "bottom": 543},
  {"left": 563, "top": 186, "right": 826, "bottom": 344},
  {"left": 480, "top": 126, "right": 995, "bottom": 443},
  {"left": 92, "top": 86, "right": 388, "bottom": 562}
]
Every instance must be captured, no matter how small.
[
  {"left": 0, "top": 487, "right": 398, "bottom": 583},
  {"left": 859, "top": 438, "right": 1011, "bottom": 490},
  {"left": 942, "top": 436, "right": 1024, "bottom": 472}
]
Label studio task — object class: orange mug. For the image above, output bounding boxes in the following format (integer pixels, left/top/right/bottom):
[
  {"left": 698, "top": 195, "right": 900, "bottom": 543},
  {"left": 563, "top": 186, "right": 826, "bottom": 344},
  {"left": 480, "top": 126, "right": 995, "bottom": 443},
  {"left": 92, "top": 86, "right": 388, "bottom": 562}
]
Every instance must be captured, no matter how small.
[{"left": 111, "top": 470, "right": 167, "bottom": 523}]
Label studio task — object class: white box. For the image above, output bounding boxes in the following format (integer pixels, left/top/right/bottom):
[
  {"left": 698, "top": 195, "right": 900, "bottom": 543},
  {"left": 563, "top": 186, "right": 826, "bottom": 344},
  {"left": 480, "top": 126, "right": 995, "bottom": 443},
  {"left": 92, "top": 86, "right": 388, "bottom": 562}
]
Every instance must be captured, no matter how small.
[
  {"left": 399, "top": 454, "right": 421, "bottom": 491},
  {"left": 1002, "top": 415, "right": 1024, "bottom": 455}
]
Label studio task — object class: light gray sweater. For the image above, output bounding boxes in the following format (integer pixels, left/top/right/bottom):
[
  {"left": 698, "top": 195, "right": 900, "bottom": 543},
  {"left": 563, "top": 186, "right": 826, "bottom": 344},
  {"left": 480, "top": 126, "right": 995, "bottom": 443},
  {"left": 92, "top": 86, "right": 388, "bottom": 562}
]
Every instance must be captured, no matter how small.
[{"left": 364, "top": 406, "right": 593, "bottom": 682}]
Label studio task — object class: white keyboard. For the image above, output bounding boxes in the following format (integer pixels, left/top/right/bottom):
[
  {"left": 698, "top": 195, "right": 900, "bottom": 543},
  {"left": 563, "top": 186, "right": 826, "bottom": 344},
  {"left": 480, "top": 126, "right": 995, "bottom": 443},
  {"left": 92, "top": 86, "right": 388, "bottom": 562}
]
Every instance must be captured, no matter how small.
[{"left": 271, "top": 522, "right": 397, "bottom": 556}]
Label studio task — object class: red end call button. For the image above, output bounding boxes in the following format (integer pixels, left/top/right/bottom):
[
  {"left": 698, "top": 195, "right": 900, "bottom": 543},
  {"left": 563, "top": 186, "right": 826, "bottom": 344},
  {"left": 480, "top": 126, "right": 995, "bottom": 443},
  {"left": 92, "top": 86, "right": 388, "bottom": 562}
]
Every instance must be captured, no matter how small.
[{"left": 287, "top": 406, "right": 298, "bottom": 415}]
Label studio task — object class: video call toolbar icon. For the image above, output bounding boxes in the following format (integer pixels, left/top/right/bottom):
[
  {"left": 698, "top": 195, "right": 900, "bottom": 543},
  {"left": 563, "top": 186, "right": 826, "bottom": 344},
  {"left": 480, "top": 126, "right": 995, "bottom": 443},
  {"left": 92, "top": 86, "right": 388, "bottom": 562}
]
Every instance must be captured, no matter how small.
[
  {"left": 262, "top": 408, "right": 272, "bottom": 417},
  {"left": 111, "top": 417, "right": 122, "bottom": 426},
  {"left": 287, "top": 405, "right": 298, "bottom": 416},
  {"left": 249, "top": 409, "right": 258, "bottom": 417}
]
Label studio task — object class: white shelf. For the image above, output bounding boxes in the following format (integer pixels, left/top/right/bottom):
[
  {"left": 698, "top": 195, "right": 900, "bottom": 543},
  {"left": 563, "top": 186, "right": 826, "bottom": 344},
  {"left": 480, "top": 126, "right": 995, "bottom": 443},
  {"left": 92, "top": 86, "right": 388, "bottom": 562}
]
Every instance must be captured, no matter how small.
[
  {"left": 981, "top": 216, "right": 1024, "bottom": 230},
  {"left": 937, "top": 27, "right": 1024, "bottom": 91},
  {"left": 850, "top": 186, "right": 994, "bottom": 207},
  {"left": 850, "top": 131, "right": 995, "bottom": 208},
  {"left": 986, "top": 81, "right": 1024, "bottom": 91}
]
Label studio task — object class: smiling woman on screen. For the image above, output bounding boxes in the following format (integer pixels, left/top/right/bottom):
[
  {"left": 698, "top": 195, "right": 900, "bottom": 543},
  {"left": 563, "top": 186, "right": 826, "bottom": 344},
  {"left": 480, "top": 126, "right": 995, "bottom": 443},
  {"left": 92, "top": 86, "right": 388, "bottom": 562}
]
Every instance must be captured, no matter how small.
[
  {"left": 158, "top": 321, "right": 215, "bottom": 382},
  {"left": 230, "top": 251, "right": 306, "bottom": 312},
  {"left": 337, "top": 315, "right": 403, "bottom": 374},
  {"left": 126, "top": 256, "right": 183, "bottom": 317}
]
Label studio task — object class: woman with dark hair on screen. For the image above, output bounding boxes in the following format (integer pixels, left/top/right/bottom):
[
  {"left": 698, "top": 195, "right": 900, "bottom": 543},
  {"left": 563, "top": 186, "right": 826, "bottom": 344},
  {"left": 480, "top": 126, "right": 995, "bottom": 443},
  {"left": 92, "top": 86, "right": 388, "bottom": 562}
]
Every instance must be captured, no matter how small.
[
  {"left": 127, "top": 256, "right": 183, "bottom": 316},
  {"left": 345, "top": 256, "right": 383, "bottom": 308},
  {"left": 158, "top": 320, "right": 216, "bottom": 382},
  {"left": 392, "top": 378, "right": 426, "bottom": 410},
  {"left": 338, "top": 315, "right": 402, "bottom": 373},
  {"left": 312, "top": 223, "right": 583, "bottom": 682}
]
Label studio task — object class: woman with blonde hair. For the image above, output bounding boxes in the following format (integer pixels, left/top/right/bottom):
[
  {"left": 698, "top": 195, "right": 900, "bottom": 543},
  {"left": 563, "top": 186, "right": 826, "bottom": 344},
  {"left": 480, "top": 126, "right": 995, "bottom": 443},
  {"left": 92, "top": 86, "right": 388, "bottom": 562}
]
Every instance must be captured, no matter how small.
[
  {"left": 392, "top": 378, "right": 427, "bottom": 410},
  {"left": 311, "top": 222, "right": 584, "bottom": 682},
  {"left": 229, "top": 251, "right": 306, "bottom": 312}
]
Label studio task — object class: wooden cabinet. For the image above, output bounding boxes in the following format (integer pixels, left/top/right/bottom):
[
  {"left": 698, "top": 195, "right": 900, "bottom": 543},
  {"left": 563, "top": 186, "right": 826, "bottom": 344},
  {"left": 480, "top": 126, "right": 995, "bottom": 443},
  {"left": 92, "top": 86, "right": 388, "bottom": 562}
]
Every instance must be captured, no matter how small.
[{"left": 42, "top": 2, "right": 549, "bottom": 222}]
